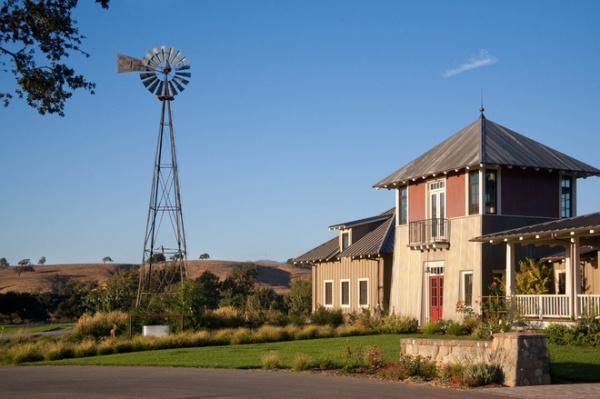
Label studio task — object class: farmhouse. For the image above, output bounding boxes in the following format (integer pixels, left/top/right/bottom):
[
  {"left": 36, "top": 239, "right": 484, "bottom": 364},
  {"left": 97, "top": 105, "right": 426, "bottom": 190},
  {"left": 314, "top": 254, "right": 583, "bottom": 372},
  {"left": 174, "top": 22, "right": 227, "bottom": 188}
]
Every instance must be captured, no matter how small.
[{"left": 296, "top": 109, "right": 600, "bottom": 325}]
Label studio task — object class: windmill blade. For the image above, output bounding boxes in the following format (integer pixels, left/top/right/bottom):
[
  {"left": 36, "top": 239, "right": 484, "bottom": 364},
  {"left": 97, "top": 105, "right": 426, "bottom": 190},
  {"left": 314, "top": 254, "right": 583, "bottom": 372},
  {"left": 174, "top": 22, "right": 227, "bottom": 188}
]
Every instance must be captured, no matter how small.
[
  {"left": 168, "top": 81, "right": 179, "bottom": 96},
  {"left": 168, "top": 47, "right": 176, "bottom": 63},
  {"left": 156, "top": 81, "right": 164, "bottom": 96},
  {"left": 161, "top": 46, "right": 168, "bottom": 63},
  {"left": 174, "top": 76, "right": 190, "bottom": 86},
  {"left": 176, "top": 64, "right": 191, "bottom": 72},
  {"left": 172, "top": 79, "right": 186, "bottom": 93},
  {"left": 146, "top": 78, "right": 160, "bottom": 94},
  {"left": 175, "top": 71, "right": 192, "bottom": 78},
  {"left": 141, "top": 75, "right": 158, "bottom": 88},
  {"left": 171, "top": 50, "right": 183, "bottom": 65},
  {"left": 152, "top": 47, "right": 163, "bottom": 63},
  {"left": 174, "top": 56, "right": 188, "bottom": 68}
]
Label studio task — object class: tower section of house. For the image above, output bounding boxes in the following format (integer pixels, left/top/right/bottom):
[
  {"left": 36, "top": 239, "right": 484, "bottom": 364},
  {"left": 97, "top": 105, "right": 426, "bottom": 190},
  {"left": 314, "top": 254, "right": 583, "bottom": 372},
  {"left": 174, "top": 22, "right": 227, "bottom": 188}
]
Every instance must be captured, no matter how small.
[
  {"left": 294, "top": 209, "right": 395, "bottom": 313},
  {"left": 374, "top": 111, "right": 600, "bottom": 325}
]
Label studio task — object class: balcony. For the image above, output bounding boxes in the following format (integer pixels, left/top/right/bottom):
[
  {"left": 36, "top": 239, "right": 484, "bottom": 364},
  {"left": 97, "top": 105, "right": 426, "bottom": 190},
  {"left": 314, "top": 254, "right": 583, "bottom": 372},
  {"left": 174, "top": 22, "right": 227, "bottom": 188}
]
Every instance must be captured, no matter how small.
[{"left": 408, "top": 218, "right": 450, "bottom": 250}]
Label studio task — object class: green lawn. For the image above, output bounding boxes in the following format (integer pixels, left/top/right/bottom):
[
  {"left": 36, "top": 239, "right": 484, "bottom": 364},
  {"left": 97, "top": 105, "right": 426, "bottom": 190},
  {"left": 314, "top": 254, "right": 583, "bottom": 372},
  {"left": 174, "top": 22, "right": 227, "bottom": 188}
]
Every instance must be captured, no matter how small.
[
  {"left": 35, "top": 335, "right": 600, "bottom": 383},
  {"left": 547, "top": 343, "right": 600, "bottom": 383},
  {"left": 40, "top": 334, "right": 405, "bottom": 368},
  {"left": 0, "top": 322, "right": 74, "bottom": 335}
]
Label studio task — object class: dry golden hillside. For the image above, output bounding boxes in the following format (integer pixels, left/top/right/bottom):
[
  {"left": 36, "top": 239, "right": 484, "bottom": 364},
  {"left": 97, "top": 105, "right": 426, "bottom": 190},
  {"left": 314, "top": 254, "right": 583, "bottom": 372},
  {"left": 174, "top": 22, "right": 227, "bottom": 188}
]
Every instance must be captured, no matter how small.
[{"left": 0, "top": 260, "right": 311, "bottom": 296}]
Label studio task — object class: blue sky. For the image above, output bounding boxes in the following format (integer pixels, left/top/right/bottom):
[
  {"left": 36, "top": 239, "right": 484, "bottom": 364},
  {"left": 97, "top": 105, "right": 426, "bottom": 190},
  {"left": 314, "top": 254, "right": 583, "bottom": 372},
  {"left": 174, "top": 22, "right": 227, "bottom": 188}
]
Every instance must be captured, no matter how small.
[{"left": 2, "top": 0, "right": 600, "bottom": 265}]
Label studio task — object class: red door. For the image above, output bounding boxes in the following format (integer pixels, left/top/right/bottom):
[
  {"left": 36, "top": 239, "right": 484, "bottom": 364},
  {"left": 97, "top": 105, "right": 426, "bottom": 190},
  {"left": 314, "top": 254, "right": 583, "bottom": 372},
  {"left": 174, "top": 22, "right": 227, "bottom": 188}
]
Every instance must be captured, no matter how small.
[{"left": 429, "top": 276, "right": 444, "bottom": 321}]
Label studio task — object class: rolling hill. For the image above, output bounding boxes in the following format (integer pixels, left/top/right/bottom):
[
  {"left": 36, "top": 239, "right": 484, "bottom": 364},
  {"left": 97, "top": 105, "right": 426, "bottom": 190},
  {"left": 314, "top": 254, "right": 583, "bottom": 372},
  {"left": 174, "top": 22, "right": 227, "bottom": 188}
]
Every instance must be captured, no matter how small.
[{"left": 0, "top": 260, "right": 311, "bottom": 296}]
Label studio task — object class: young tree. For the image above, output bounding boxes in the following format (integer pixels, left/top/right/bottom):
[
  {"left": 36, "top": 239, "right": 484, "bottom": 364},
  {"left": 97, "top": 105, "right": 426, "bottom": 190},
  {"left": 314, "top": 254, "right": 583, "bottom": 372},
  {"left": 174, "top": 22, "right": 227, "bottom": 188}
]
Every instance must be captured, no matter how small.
[
  {"left": 0, "top": 0, "right": 110, "bottom": 116},
  {"left": 285, "top": 279, "right": 312, "bottom": 317},
  {"left": 199, "top": 253, "right": 210, "bottom": 260},
  {"left": 102, "top": 256, "right": 113, "bottom": 263},
  {"left": 220, "top": 264, "right": 258, "bottom": 310},
  {"left": 516, "top": 258, "right": 553, "bottom": 295},
  {"left": 0, "top": 258, "right": 8, "bottom": 268},
  {"left": 38, "top": 256, "right": 46, "bottom": 265},
  {"left": 194, "top": 270, "right": 222, "bottom": 310}
]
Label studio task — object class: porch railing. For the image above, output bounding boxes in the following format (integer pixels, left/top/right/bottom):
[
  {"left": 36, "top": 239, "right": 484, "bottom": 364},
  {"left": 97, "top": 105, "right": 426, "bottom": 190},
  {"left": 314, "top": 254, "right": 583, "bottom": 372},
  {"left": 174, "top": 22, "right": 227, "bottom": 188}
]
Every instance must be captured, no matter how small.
[{"left": 513, "top": 294, "right": 600, "bottom": 319}]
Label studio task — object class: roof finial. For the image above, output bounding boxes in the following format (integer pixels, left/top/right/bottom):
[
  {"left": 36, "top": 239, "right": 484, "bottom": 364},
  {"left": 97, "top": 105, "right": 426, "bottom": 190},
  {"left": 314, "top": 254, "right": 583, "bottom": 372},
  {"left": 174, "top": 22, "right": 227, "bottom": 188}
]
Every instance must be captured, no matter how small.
[{"left": 479, "top": 90, "right": 485, "bottom": 119}]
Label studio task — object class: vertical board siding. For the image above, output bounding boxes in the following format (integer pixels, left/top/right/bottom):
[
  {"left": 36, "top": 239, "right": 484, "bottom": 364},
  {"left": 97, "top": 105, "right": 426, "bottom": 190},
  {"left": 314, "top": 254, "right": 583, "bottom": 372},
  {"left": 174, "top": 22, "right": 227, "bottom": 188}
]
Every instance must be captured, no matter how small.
[
  {"left": 409, "top": 181, "right": 426, "bottom": 222},
  {"left": 446, "top": 171, "right": 466, "bottom": 218},
  {"left": 502, "top": 168, "right": 559, "bottom": 217},
  {"left": 313, "top": 258, "right": 382, "bottom": 313}
]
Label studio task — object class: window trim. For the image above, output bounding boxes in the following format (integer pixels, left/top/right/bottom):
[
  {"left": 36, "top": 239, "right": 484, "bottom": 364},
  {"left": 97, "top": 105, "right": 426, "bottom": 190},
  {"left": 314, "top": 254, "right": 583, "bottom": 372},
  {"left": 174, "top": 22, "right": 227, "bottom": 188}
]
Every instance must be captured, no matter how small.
[
  {"left": 341, "top": 230, "right": 351, "bottom": 251},
  {"left": 460, "top": 271, "right": 474, "bottom": 307},
  {"left": 340, "top": 279, "right": 350, "bottom": 308},
  {"left": 485, "top": 169, "right": 498, "bottom": 214},
  {"left": 324, "top": 280, "right": 334, "bottom": 307},
  {"left": 561, "top": 175, "right": 573, "bottom": 218},
  {"left": 468, "top": 171, "right": 479, "bottom": 215},
  {"left": 398, "top": 186, "right": 408, "bottom": 225},
  {"left": 358, "top": 278, "right": 369, "bottom": 308}
]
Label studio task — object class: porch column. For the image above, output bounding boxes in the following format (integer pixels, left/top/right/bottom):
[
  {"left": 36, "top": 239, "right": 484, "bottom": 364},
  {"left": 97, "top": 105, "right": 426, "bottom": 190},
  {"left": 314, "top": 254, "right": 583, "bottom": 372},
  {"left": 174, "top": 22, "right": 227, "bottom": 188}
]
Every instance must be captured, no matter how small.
[
  {"left": 572, "top": 238, "right": 581, "bottom": 318},
  {"left": 505, "top": 242, "right": 516, "bottom": 296}
]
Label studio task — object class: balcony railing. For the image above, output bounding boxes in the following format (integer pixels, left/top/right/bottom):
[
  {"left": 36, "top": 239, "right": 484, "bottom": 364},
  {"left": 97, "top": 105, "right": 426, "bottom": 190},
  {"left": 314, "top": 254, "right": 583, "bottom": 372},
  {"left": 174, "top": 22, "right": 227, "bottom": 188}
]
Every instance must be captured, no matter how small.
[{"left": 409, "top": 218, "right": 449, "bottom": 246}]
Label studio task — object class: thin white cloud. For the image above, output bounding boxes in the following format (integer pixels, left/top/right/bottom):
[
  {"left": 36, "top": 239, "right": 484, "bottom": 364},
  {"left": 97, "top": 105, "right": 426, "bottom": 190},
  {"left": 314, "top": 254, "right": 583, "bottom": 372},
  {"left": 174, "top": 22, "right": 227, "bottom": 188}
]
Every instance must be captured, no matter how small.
[{"left": 442, "top": 49, "right": 498, "bottom": 78}]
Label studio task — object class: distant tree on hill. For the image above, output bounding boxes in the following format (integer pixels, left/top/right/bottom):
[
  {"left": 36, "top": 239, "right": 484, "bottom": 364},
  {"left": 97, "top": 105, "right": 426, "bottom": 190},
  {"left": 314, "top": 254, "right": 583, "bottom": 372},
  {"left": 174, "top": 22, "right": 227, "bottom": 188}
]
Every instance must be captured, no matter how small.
[
  {"left": 0, "top": 258, "right": 8, "bottom": 268},
  {"left": 14, "top": 263, "right": 35, "bottom": 276},
  {"left": 199, "top": 253, "right": 210, "bottom": 260},
  {"left": 18, "top": 259, "right": 31, "bottom": 267},
  {"left": 38, "top": 256, "right": 46, "bottom": 265},
  {"left": 170, "top": 251, "right": 184, "bottom": 261},
  {"left": 150, "top": 253, "right": 166, "bottom": 263},
  {"left": 103, "top": 256, "right": 113, "bottom": 263}
]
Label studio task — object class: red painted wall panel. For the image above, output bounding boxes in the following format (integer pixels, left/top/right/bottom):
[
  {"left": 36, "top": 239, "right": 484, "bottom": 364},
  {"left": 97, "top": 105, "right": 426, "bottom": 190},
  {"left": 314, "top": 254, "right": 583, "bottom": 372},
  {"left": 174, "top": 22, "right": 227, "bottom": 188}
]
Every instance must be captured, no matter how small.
[
  {"left": 446, "top": 172, "right": 466, "bottom": 218},
  {"left": 409, "top": 181, "right": 426, "bottom": 222},
  {"left": 501, "top": 168, "right": 559, "bottom": 217}
]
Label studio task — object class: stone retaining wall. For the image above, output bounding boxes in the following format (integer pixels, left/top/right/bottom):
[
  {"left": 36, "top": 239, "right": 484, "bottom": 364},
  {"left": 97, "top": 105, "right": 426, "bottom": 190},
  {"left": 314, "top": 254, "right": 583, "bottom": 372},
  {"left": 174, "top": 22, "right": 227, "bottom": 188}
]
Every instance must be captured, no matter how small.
[{"left": 400, "top": 333, "right": 550, "bottom": 387}]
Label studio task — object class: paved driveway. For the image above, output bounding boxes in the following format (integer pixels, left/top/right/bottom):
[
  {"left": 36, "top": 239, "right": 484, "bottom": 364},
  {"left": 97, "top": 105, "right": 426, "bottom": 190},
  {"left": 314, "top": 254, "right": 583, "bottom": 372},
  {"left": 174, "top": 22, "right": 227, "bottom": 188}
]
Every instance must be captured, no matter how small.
[
  {"left": 1, "top": 365, "right": 599, "bottom": 399},
  {"left": 0, "top": 365, "right": 508, "bottom": 399}
]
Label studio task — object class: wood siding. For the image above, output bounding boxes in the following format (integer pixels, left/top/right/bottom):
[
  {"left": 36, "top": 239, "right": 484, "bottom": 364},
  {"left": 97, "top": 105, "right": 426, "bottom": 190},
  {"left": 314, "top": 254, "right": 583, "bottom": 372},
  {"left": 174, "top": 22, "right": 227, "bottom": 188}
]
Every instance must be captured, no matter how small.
[
  {"left": 501, "top": 168, "right": 559, "bottom": 217},
  {"left": 408, "top": 181, "right": 426, "bottom": 222},
  {"left": 312, "top": 257, "right": 388, "bottom": 313},
  {"left": 446, "top": 171, "right": 466, "bottom": 218}
]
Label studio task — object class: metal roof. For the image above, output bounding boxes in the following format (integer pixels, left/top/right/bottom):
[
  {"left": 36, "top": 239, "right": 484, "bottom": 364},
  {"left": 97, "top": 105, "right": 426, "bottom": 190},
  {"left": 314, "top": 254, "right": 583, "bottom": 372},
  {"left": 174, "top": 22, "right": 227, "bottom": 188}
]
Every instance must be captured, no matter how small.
[
  {"left": 470, "top": 212, "right": 600, "bottom": 244},
  {"left": 374, "top": 113, "right": 600, "bottom": 188},
  {"left": 294, "top": 209, "right": 395, "bottom": 264}
]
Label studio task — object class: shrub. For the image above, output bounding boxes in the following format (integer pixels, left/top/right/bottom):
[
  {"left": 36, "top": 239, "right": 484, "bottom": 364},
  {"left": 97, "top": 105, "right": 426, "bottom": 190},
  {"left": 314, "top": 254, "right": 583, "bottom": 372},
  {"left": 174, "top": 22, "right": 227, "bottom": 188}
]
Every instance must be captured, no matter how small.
[
  {"left": 74, "top": 311, "right": 128, "bottom": 338},
  {"left": 260, "top": 351, "right": 281, "bottom": 369},
  {"left": 291, "top": 353, "right": 313, "bottom": 371},
  {"left": 7, "top": 343, "right": 44, "bottom": 364},
  {"left": 421, "top": 321, "right": 441, "bottom": 335},
  {"left": 43, "top": 341, "right": 74, "bottom": 361},
  {"left": 317, "top": 353, "right": 335, "bottom": 369},
  {"left": 545, "top": 323, "right": 572, "bottom": 345},
  {"left": 446, "top": 320, "right": 466, "bottom": 336},
  {"left": 204, "top": 307, "right": 245, "bottom": 329},
  {"left": 73, "top": 340, "right": 97, "bottom": 357},
  {"left": 372, "top": 315, "right": 418, "bottom": 334},
  {"left": 96, "top": 339, "right": 115, "bottom": 355},
  {"left": 362, "top": 345, "right": 384, "bottom": 369},
  {"left": 295, "top": 325, "right": 319, "bottom": 340},
  {"left": 334, "top": 324, "right": 367, "bottom": 338},
  {"left": 256, "top": 325, "right": 290, "bottom": 343},
  {"left": 463, "top": 362, "right": 501, "bottom": 387},
  {"left": 230, "top": 328, "right": 254, "bottom": 345},
  {"left": 187, "top": 330, "right": 211, "bottom": 347},
  {"left": 310, "top": 306, "right": 343, "bottom": 327}
]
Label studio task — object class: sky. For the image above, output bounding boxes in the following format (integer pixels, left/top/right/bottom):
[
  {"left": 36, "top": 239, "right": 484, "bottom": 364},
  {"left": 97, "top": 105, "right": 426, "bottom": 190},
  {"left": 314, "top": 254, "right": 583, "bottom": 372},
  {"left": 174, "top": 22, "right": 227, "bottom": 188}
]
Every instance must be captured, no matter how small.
[{"left": 2, "top": 0, "right": 600, "bottom": 265}]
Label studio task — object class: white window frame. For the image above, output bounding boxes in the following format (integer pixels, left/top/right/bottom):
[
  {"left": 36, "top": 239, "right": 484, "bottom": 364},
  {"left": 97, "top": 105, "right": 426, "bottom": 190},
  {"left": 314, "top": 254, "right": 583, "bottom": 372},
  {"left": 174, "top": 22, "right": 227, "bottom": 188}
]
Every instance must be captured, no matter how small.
[
  {"left": 324, "top": 280, "right": 334, "bottom": 307},
  {"left": 460, "top": 271, "right": 474, "bottom": 307},
  {"left": 358, "top": 278, "right": 369, "bottom": 308},
  {"left": 340, "top": 279, "right": 350, "bottom": 308},
  {"left": 340, "top": 230, "right": 351, "bottom": 251}
]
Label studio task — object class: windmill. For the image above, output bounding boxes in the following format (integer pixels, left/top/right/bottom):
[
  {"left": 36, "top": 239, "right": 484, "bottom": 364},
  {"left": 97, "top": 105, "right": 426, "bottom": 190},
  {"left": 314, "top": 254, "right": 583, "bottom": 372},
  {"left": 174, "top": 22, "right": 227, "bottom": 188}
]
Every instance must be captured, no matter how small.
[{"left": 117, "top": 46, "right": 191, "bottom": 307}]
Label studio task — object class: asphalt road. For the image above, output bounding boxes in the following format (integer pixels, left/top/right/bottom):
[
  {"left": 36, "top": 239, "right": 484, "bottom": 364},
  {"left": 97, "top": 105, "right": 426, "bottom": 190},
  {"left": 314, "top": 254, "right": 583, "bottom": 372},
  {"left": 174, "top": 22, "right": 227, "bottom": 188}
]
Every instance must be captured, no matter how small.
[{"left": 0, "top": 365, "right": 511, "bottom": 399}]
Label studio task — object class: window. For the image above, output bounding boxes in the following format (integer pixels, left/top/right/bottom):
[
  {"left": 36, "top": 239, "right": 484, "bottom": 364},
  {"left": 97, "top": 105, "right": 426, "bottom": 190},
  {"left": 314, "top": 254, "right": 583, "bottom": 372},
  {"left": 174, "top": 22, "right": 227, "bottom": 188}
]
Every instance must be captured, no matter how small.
[
  {"left": 468, "top": 171, "right": 479, "bottom": 215},
  {"left": 561, "top": 176, "right": 572, "bottom": 218},
  {"left": 340, "top": 280, "right": 350, "bottom": 307},
  {"left": 485, "top": 169, "right": 497, "bottom": 214},
  {"left": 399, "top": 186, "right": 407, "bottom": 225},
  {"left": 341, "top": 232, "right": 350, "bottom": 251},
  {"left": 429, "top": 180, "right": 445, "bottom": 238},
  {"left": 358, "top": 279, "right": 369, "bottom": 307},
  {"left": 324, "top": 281, "right": 333, "bottom": 307},
  {"left": 461, "top": 271, "right": 473, "bottom": 307}
]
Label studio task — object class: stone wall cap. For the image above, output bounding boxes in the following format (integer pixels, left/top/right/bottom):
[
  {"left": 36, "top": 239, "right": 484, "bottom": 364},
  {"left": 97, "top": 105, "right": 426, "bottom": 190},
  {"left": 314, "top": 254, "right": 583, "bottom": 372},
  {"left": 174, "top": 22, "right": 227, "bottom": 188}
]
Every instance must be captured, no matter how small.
[{"left": 492, "top": 332, "right": 547, "bottom": 339}]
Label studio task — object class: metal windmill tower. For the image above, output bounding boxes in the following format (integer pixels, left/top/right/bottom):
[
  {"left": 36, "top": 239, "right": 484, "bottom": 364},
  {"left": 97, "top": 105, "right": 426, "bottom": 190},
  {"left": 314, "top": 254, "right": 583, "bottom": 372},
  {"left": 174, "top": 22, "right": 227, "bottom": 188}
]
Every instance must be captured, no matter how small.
[{"left": 117, "top": 46, "right": 191, "bottom": 307}]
